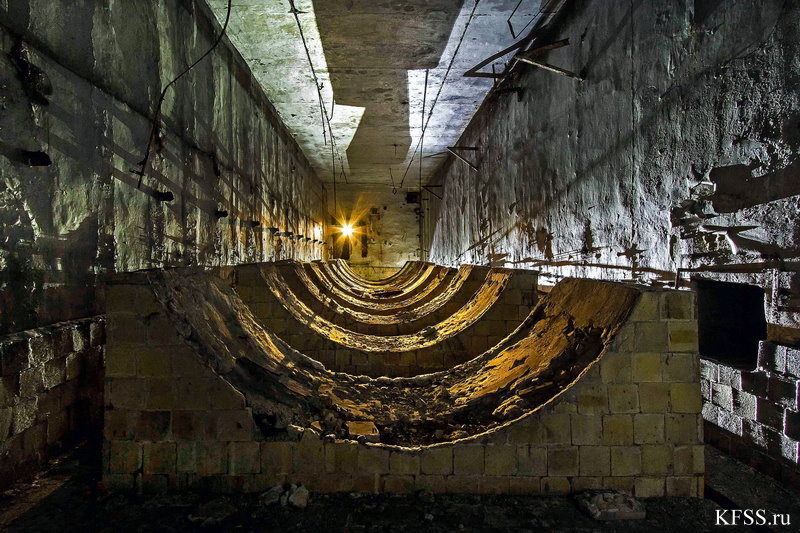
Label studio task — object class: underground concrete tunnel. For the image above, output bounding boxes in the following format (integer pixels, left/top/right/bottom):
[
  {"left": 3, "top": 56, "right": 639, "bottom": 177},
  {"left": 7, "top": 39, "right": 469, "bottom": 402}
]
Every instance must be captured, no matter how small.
[{"left": 1, "top": 0, "right": 800, "bottom": 530}]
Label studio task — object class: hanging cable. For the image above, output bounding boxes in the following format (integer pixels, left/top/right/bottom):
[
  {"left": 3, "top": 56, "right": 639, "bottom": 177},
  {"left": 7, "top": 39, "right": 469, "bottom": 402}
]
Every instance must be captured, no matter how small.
[
  {"left": 288, "top": 0, "right": 348, "bottom": 190},
  {"left": 399, "top": 0, "right": 480, "bottom": 187},
  {"left": 133, "top": 0, "right": 233, "bottom": 188},
  {"left": 419, "top": 69, "right": 428, "bottom": 192},
  {"left": 507, "top": 0, "right": 537, "bottom": 39}
]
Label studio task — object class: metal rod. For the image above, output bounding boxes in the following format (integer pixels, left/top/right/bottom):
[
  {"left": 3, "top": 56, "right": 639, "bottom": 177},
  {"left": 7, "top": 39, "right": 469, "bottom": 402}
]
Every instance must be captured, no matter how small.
[
  {"left": 447, "top": 147, "right": 479, "bottom": 171},
  {"left": 398, "top": 0, "right": 480, "bottom": 188},
  {"left": 423, "top": 185, "right": 443, "bottom": 200},
  {"left": 516, "top": 57, "right": 582, "bottom": 79},
  {"left": 516, "top": 38, "right": 569, "bottom": 59},
  {"left": 420, "top": 69, "right": 428, "bottom": 191}
]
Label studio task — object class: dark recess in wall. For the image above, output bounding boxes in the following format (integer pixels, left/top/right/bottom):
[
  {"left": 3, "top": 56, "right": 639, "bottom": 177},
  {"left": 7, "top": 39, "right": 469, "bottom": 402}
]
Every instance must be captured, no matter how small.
[{"left": 695, "top": 279, "right": 767, "bottom": 367}]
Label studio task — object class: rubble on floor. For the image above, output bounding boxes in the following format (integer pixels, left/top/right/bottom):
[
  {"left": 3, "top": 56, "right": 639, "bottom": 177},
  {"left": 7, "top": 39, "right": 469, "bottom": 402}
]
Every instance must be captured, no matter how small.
[
  {"left": 575, "top": 490, "right": 646, "bottom": 520},
  {"left": 0, "top": 444, "right": 747, "bottom": 533}
]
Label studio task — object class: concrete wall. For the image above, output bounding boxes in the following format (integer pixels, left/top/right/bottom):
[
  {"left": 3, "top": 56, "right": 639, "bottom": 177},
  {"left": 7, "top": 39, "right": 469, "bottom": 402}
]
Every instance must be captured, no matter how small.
[
  {"left": 0, "top": 0, "right": 327, "bottom": 336},
  {"left": 425, "top": 0, "right": 800, "bottom": 483},
  {"left": 426, "top": 0, "right": 799, "bottom": 331},
  {"left": 330, "top": 184, "right": 420, "bottom": 278},
  {"left": 0, "top": 0, "right": 328, "bottom": 486}
]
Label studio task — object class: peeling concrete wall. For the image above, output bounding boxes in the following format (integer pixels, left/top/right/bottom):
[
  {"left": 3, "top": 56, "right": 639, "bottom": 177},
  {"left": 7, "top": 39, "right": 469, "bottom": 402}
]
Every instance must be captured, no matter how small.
[
  {"left": 0, "top": 0, "right": 327, "bottom": 335},
  {"left": 427, "top": 0, "right": 800, "bottom": 336},
  {"left": 331, "top": 184, "right": 420, "bottom": 278}
]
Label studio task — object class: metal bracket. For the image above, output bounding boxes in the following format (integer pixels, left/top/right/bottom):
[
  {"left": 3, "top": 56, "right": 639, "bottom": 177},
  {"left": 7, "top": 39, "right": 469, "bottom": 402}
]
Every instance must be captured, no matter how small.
[
  {"left": 464, "top": 40, "right": 524, "bottom": 79},
  {"left": 447, "top": 146, "right": 479, "bottom": 171},
  {"left": 422, "top": 185, "right": 443, "bottom": 200},
  {"left": 515, "top": 38, "right": 582, "bottom": 80}
]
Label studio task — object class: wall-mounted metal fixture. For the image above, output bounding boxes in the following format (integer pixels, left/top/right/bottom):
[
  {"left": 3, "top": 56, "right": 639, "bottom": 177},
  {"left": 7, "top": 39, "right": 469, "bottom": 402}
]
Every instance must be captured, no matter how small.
[
  {"left": 515, "top": 38, "right": 581, "bottom": 80},
  {"left": 447, "top": 146, "right": 480, "bottom": 171},
  {"left": 267, "top": 227, "right": 279, "bottom": 236},
  {"left": 422, "top": 185, "right": 443, "bottom": 200},
  {"left": 305, "top": 237, "right": 312, "bottom": 242},
  {"left": 214, "top": 209, "right": 229, "bottom": 219},
  {"left": 296, "top": 234, "right": 304, "bottom": 241},
  {"left": 154, "top": 191, "right": 174, "bottom": 202},
  {"left": 250, "top": 220, "right": 261, "bottom": 228}
]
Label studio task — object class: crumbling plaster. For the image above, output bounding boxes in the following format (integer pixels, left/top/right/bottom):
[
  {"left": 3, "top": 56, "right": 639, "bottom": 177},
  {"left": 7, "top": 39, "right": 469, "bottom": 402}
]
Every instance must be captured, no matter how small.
[
  {"left": 0, "top": 0, "right": 326, "bottom": 334},
  {"left": 427, "top": 0, "right": 800, "bottom": 334}
]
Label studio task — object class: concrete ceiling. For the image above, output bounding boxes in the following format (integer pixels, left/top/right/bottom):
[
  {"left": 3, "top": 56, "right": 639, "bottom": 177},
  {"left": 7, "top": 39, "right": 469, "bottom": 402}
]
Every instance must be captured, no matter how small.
[{"left": 208, "top": 0, "right": 540, "bottom": 186}]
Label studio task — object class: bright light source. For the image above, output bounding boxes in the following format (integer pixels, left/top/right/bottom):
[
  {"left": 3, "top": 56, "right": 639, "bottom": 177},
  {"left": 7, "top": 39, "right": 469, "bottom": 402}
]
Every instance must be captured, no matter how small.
[{"left": 340, "top": 224, "right": 354, "bottom": 237}]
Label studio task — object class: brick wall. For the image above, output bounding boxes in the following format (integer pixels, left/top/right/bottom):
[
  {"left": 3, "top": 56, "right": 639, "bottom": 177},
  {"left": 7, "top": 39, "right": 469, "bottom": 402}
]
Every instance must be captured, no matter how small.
[
  {"left": 701, "top": 343, "right": 800, "bottom": 489},
  {"left": 103, "top": 277, "right": 703, "bottom": 496},
  {"left": 0, "top": 317, "right": 105, "bottom": 489}
]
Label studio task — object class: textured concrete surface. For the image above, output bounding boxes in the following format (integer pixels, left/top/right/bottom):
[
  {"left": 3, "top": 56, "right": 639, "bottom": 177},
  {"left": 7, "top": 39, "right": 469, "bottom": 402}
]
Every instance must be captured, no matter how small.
[
  {"left": 0, "top": 0, "right": 326, "bottom": 334},
  {"left": 330, "top": 183, "right": 422, "bottom": 271},
  {"left": 206, "top": 0, "right": 555, "bottom": 270},
  {"left": 426, "top": 0, "right": 800, "bottom": 335},
  {"left": 208, "top": 0, "right": 540, "bottom": 187}
]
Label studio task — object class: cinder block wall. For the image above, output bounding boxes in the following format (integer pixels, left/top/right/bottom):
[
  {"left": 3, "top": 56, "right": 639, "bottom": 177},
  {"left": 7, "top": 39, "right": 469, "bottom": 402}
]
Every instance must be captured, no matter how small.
[
  {"left": 103, "top": 276, "right": 702, "bottom": 496},
  {"left": 702, "top": 343, "right": 800, "bottom": 489},
  {"left": 0, "top": 318, "right": 105, "bottom": 489}
]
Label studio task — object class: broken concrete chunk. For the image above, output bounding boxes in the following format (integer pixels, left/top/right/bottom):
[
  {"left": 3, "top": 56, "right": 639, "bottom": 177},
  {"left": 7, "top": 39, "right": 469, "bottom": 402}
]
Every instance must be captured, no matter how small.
[
  {"left": 574, "top": 491, "right": 646, "bottom": 521},
  {"left": 259, "top": 484, "right": 285, "bottom": 507},
  {"left": 288, "top": 485, "right": 310, "bottom": 509},
  {"left": 286, "top": 425, "right": 305, "bottom": 440},
  {"left": 346, "top": 421, "right": 380, "bottom": 442}
]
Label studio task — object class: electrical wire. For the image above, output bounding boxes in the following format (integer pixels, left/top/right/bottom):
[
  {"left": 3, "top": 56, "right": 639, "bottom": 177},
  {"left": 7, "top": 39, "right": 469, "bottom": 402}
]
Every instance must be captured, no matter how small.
[
  {"left": 399, "top": 0, "right": 480, "bottom": 188},
  {"left": 134, "top": 0, "right": 233, "bottom": 188},
  {"left": 419, "top": 69, "right": 428, "bottom": 191},
  {"left": 288, "top": 0, "right": 349, "bottom": 188},
  {"left": 507, "top": 0, "right": 536, "bottom": 39}
]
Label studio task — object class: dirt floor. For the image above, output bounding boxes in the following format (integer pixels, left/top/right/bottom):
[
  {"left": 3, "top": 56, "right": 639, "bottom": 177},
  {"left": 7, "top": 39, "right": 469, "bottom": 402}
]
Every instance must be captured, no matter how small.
[{"left": 5, "top": 443, "right": 789, "bottom": 532}]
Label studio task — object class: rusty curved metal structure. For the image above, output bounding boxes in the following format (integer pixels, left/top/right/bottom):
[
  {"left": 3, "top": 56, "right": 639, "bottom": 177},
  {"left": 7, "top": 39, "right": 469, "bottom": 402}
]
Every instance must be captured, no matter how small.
[
  {"left": 273, "top": 262, "right": 488, "bottom": 331},
  {"left": 306, "top": 262, "right": 456, "bottom": 311},
  {"left": 147, "top": 268, "right": 640, "bottom": 447}
]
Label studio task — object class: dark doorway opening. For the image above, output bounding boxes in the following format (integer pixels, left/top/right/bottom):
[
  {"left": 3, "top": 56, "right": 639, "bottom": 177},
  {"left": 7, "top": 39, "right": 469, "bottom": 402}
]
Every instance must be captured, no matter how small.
[{"left": 694, "top": 279, "right": 766, "bottom": 368}]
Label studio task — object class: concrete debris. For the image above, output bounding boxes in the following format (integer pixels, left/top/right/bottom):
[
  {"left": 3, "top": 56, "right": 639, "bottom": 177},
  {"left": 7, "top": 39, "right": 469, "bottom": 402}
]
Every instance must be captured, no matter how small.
[
  {"left": 187, "top": 498, "right": 237, "bottom": 527},
  {"left": 259, "top": 484, "right": 285, "bottom": 506},
  {"left": 346, "top": 420, "right": 380, "bottom": 442},
  {"left": 288, "top": 485, "right": 310, "bottom": 509},
  {"left": 286, "top": 425, "right": 305, "bottom": 440},
  {"left": 261, "top": 483, "right": 310, "bottom": 510},
  {"left": 574, "top": 491, "right": 646, "bottom": 521}
]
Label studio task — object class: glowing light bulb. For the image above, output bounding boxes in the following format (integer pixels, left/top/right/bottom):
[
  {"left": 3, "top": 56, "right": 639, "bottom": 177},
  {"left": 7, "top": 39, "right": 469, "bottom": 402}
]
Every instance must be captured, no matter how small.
[{"left": 341, "top": 223, "right": 354, "bottom": 237}]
